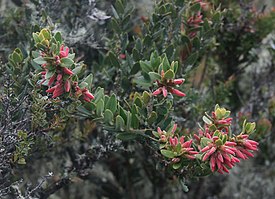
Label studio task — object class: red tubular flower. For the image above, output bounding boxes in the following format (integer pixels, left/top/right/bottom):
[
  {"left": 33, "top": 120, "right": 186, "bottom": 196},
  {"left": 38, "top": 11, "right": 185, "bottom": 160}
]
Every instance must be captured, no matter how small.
[
  {"left": 179, "top": 136, "right": 198, "bottom": 159},
  {"left": 52, "top": 83, "right": 64, "bottom": 98},
  {"left": 152, "top": 88, "right": 162, "bottom": 96},
  {"left": 59, "top": 45, "right": 69, "bottom": 58},
  {"left": 169, "top": 137, "right": 178, "bottom": 147},
  {"left": 63, "top": 67, "right": 74, "bottom": 75},
  {"left": 234, "top": 135, "right": 258, "bottom": 160},
  {"left": 200, "top": 139, "right": 240, "bottom": 174},
  {"left": 216, "top": 118, "right": 232, "bottom": 125},
  {"left": 162, "top": 86, "right": 168, "bottom": 97},
  {"left": 81, "top": 88, "right": 94, "bottom": 102},
  {"left": 173, "top": 79, "right": 185, "bottom": 85},
  {"left": 52, "top": 84, "right": 64, "bottom": 98},
  {"left": 46, "top": 85, "right": 57, "bottom": 93},
  {"left": 119, "top": 54, "right": 126, "bottom": 59},
  {"left": 57, "top": 74, "right": 63, "bottom": 81},
  {"left": 64, "top": 80, "right": 71, "bottom": 92},
  {"left": 170, "top": 88, "right": 186, "bottom": 97},
  {"left": 48, "top": 74, "right": 56, "bottom": 86}
]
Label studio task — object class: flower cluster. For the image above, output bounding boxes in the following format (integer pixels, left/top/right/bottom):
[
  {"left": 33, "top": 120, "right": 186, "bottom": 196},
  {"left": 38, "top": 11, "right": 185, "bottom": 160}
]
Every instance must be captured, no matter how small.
[
  {"left": 195, "top": 105, "right": 259, "bottom": 174},
  {"left": 153, "top": 124, "right": 198, "bottom": 168},
  {"left": 152, "top": 70, "right": 186, "bottom": 98},
  {"left": 33, "top": 29, "right": 94, "bottom": 102},
  {"left": 154, "top": 105, "right": 259, "bottom": 174}
]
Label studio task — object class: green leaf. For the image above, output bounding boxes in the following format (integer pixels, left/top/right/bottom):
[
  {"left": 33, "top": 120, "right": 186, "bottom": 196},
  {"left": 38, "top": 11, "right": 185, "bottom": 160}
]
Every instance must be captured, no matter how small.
[
  {"left": 77, "top": 106, "right": 92, "bottom": 117},
  {"left": 134, "top": 97, "right": 143, "bottom": 108},
  {"left": 184, "top": 52, "right": 198, "bottom": 67},
  {"left": 96, "top": 99, "right": 104, "bottom": 116},
  {"left": 202, "top": 116, "right": 212, "bottom": 125},
  {"left": 126, "top": 111, "right": 132, "bottom": 130},
  {"left": 110, "top": 19, "right": 121, "bottom": 33},
  {"left": 106, "top": 94, "right": 117, "bottom": 114},
  {"left": 162, "top": 55, "right": 170, "bottom": 71},
  {"left": 83, "top": 74, "right": 93, "bottom": 90},
  {"left": 33, "top": 57, "right": 47, "bottom": 65},
  {"left": 140, "top": 61, "right": 152, "bottom": 73},
  {"left": 133, "top": 77, "right": 152, "bottom": 88},
  {"left": 60, "top": 58, "right": 74, "bottom": 67},
  {"left": 54, "top": 32, "right": 62, "bottom": 43},
  {"left": 72, "top": 65, "right": 83, "bottom": 75},
  {"left": 172, "top": 162, "right": 182, "bottom": 170},
  {"left": 94, "top": 87, "right": 105, "bottom": 103},
  {"left": 116, "top": 132, "right": 137, "bottom": 141},
  {"left": 148, "top": 72, "right": 161, "bottom": 82},
  {"left": 41, "top": 28, "right": 51, "bottom": 40},
  {"left": 200, "top": 138, "right": 212, "bottom": 148},
  {"left": 130, "top": 62, "right": 140, "bottom": 75},
  {"left": 45, "top": 70, "right": 55, "bottom": 79},
  {"left": 17, "top": 158, "right": 26, "bottom": 165},
  {"left": 160, "top": 149, "right": 175, "bottom": 158},
  {"left": 148, "top": 111, "right": 157, "bottom": 125},
  {"left": 12, "top": 52, "right": 22, "bottom": 64},
  {"left": 104, "top": 109, "right": 114, "bottom": 125},
  {"left": 115, "top": 115, "right": 125, "bottom": 131},
  {"left": 132, "top": 48, "right": 140, "bottom": 61},
  {"left": 33, "top": 33, "right": 41, "bottom": 43},
  {"left": 115, "top": 0, "right": 124, "bottom": 15},
  {"left": 190, "top": 3, "right": 201, "bottom": 12},
  {"left": 212, "top": 12, "right": 221, "bottom": 24},
  {"left": 150, "top": 51, "right": 161, "bottom": 70},
  {"left": 142, "top": 91, "right": 151, "bottom": 104},
  {"left": 181, "top": 34, "right": 191, "bottom": 46},
  {"left": 164, "top": 69, "right": 175, "bottom": 79},
  {"left": 108, "top": 51, "right": 120, "bottom": 68},
  {"left": 131, "top": 114, "right": 139, "bottom": 129}
]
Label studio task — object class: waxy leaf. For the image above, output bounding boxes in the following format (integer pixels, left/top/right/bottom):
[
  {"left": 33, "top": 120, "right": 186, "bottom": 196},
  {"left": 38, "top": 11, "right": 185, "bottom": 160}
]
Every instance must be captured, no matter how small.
[{"left": 161, "top": 149, "right": 175, "bottom": 158}]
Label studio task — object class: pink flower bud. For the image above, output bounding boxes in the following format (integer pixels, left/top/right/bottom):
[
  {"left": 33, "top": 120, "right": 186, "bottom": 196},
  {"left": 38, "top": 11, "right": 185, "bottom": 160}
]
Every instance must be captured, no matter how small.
[
  {"left": 173, "top": 79, "right": 185, "bottom": 85},
  {"left": 48, "top": 74, "right": 56, "bottom": 86},
  {"left": 160, "top": 135, "right": 166, "bottom": 142},
  {"left": 59, "top": 45, "right": 69, "bottom": 58},
  {"left": 171, "top": 124, "right": 177, "bottom": 134},
  {"left": 119, "top": 54, "right": 126, "bottom": 59},
  {"left": 64, "top": 80, "right": 71, "bottom": 92},
  {"left": 152, "top": 88, "right": 162, "bottom": 96},
  {"left": 169, "top": 137, "right": 178, "bottom": 146},
  {"left": 170, "top": 88, "right": 186, "bottom": 97},
  {"left": 52, "top": 84, "right": 64, "bottom": 98},
  {"left": 63, "top": 67, "right": 74, "bottom": 75},
  {"left": 162, "top": 86, "right": 167, "bottom": 97},
  {"left": 57, "top": 74, "right": 63, "bottom": 81},
  {"left": 83, "top": 90, "right": 94, "bottom": 100}
]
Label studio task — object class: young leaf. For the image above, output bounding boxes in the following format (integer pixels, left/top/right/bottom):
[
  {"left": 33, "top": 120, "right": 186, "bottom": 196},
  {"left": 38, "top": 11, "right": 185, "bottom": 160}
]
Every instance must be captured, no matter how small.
[
  {"left": 106, "top": 94, "right": 117, "bottom": 114},
  {"left": 61, "top": 58, "right": 74, "bottom": 67},
  {"left": 115, "top": 115, "right": 125, "bottom": 131},
  {"left": 160, "top": 149, "right": 175, "bottom": 158},
  {"left": 104, "top": 109, "right": 114, "bottom": 125}
]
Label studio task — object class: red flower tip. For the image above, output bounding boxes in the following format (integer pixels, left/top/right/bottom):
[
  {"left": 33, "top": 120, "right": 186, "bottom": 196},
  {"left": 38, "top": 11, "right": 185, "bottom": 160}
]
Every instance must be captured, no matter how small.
[
  {"left": 162, "top": 86, "right": 168, "bottom": 97},
  {"left": 64, "top": 80, "right": 71, "bottom": 92},
  {"left": 59, "top": 45, "right": 69, "bottom": 58},
  {"left": 48, "top": 74, "right": 56, "bottom": 86},
  {"left": 171, "top": 88, "right": 186, "bottom": 97},
  {"left": 152, "top": 88, "right": 162, "bottom": 96},
  {"left": 57, "top": 74, "right": 63, "bottom": 81},
  {"left": 52, "top": 84, "right": 64, "bottom": 98},
  {"left": 119, "top": 54, "right": 126, "bottom": 59},
  {"left": 173, "top": 79, "right": 185, "bottom": 85},
  {"left": 63, "top": 67, "right": 74, "bottom": 75}
]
